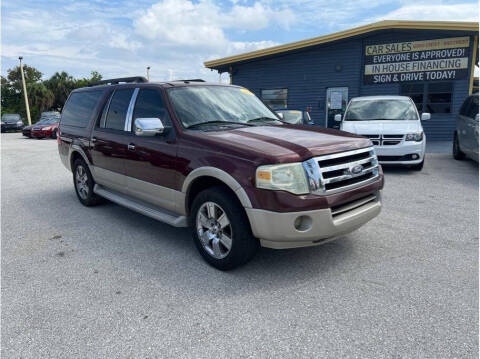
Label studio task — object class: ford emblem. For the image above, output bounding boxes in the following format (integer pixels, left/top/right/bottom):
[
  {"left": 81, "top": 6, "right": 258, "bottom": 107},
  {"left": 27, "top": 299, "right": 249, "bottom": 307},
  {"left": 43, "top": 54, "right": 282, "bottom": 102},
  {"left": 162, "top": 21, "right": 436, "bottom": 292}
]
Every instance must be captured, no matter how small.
[{"left": 350, "top": 165, "right": 363, "bottom": 175}]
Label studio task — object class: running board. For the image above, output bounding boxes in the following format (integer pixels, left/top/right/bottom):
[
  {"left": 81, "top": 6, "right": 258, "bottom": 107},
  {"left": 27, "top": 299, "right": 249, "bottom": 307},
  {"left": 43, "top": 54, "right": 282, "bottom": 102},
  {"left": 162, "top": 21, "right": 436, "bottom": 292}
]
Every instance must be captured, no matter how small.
[{"left": 94, "top": 185, "right": 188, "bottom": 227}]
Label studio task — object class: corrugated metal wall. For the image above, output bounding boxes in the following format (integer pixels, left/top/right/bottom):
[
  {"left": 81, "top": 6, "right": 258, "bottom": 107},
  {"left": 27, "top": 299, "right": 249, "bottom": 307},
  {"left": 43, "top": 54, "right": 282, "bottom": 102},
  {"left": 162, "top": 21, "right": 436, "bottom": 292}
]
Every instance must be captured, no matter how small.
[{"left": 230, "top": 29, "right": 475, "bottom": 141}]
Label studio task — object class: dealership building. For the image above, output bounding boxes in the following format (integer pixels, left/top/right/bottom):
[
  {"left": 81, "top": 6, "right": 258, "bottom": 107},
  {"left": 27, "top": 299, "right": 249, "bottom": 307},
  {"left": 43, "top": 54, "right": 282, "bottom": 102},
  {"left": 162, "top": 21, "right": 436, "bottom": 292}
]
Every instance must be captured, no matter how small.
[{"left": 205, "top": 20, "right": 479, "bottom": 141}]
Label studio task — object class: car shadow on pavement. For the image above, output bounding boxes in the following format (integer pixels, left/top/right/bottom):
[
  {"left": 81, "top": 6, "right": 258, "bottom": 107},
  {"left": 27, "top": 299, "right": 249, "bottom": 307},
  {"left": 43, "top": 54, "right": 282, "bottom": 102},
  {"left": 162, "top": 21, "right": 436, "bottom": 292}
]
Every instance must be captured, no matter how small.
[{"left": 36, "top": 187, "right": 357, "bottom": 289}]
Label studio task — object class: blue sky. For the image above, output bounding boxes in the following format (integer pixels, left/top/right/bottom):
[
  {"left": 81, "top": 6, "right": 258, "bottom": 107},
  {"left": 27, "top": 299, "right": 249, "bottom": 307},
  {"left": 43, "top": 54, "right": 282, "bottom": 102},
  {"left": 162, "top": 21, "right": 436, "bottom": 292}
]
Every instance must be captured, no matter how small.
[{"left": 1, "top": 0, "right": 478, "bottom": 82}]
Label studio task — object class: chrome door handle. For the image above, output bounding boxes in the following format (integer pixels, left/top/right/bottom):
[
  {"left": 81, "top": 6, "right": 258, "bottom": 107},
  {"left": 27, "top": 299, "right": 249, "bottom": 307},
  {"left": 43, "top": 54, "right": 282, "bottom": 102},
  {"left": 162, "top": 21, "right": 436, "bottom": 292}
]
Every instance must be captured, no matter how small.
[{"left": 128, "top": 143, "right": 135, "bottom": 151}]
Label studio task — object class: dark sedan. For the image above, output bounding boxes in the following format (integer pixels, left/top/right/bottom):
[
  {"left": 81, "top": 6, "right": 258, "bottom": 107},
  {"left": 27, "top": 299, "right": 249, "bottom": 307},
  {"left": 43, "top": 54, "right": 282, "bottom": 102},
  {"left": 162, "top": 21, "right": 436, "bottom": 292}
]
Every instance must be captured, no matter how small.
[{"left": 1, "top": 114, "right": 24, "bottom": 132}]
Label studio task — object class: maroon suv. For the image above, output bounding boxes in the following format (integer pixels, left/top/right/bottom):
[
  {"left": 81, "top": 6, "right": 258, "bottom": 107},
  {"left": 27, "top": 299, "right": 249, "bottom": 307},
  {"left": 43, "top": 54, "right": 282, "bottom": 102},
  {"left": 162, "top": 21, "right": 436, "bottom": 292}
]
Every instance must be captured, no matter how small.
[{"left": 58, "top": 77, "right": 383, "bottom": 270}]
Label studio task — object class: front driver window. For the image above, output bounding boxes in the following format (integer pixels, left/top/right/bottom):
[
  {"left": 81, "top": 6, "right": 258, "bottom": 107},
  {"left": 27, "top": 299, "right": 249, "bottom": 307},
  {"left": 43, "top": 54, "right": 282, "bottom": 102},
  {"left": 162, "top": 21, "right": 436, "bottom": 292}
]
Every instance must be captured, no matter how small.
[{"left": 133, "top": 89, "right": 171, "bottom": 127}]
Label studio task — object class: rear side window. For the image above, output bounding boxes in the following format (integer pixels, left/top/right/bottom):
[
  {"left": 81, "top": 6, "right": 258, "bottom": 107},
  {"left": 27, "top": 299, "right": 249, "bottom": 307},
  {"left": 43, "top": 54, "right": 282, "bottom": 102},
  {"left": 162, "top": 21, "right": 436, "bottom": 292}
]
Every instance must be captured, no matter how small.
[
  {"left": 133, "top": 89, "right": 171, "bottom": 125},
  {"left": 61, "top": 90, "right": 104, "bottom": 127},
  {"left": 105, "top": 89, "right": 134, "bottom": 131}
]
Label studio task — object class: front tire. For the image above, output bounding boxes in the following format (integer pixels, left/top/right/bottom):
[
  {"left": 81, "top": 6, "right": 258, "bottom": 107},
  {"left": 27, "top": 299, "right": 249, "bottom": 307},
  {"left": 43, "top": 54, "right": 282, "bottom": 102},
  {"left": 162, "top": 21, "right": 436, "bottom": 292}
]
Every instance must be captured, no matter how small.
[
  {"left": 73, "top": 159, "right": 103, "bottom": 206},
  {"left": 411, "top": 159, "right": 424, "bottom": 171},
  {"left": 453, "top": 132, "right": 465, "bottom": 160},
  {"left": 51, "top": 129, "right": 57, "bottom": 139},
  {"left": 190, "top": 186, "right": 258, "bottom": 270}
]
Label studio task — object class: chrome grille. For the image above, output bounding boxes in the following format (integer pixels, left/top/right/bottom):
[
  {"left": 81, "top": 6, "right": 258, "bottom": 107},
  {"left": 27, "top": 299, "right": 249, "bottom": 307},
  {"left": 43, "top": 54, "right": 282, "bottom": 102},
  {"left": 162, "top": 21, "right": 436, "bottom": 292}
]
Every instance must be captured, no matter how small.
[
  {"left": 303, "top": 147, "right": 379, "bottom": 195},
  {"left": 363, "top": 134, "right": 404, "bottom": 146}
]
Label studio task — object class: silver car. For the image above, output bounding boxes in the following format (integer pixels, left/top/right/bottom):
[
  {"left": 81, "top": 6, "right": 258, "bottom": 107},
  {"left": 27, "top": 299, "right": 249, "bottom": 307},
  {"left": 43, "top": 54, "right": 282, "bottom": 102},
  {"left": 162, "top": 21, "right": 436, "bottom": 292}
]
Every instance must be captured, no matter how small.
[{"left": 453, "top": 93, "right": 479, "bottom": 162}]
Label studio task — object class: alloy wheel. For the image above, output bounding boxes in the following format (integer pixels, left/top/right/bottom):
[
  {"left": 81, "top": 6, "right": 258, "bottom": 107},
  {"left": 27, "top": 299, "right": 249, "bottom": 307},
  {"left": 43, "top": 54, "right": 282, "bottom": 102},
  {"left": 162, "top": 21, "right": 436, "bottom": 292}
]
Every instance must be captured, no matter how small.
[
  {"left": 75, "top": 165, "right": 89, "bottom": 200},
  {"left": 196, "top": 201, "right": 233, "bottom": 259}
]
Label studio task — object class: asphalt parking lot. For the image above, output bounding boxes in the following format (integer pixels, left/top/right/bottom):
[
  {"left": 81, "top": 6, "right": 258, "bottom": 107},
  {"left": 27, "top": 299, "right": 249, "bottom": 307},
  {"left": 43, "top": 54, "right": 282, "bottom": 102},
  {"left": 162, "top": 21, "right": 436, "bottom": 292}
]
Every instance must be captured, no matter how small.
[{"left": 1, "top": 132, "right": 478, "bottom": 358}]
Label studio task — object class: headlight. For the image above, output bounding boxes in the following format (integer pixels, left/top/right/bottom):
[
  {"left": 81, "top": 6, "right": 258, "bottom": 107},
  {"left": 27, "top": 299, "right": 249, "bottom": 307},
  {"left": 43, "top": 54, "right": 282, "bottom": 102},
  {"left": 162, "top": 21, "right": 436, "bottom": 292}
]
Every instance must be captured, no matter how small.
[
  {"left": 405, "top": 132, "right": 423, "bottom": 142},
  {"left": 256, "top": 163, "right": 309, "bottom": 194},
  {"left": 43, "top": 126, "right": 52, "bottom": 131},
  {"left": 16, "top": 120, "right": 23, "bottom": 126}
]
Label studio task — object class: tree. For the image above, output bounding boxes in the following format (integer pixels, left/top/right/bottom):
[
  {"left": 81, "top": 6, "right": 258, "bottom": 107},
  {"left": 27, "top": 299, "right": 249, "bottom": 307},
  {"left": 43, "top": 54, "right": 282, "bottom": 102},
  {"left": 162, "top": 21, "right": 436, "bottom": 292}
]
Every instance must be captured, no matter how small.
[
  {"left": 74, "top": 71, "right": 103, "bottom": 88},
  {"left": 1, "top": 76, "right": 22, "bottom": 115},
  {"left": 27, "top": 83, "right": 54, "bottom": 120},
  {"left": 6, "top": 65, "right": 42, "bottom": 91},
  {"left": 45, "top": 71, "right": 76, "bottom": 110},
  {"left": 1, "top": 65, "right": 103, "bottom": 121}
]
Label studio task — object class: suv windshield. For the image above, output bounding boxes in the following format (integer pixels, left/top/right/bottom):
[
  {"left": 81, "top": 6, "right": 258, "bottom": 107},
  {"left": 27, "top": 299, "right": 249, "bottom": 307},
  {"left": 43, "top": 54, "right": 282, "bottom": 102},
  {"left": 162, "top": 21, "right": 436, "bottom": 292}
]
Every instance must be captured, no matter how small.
[
  {"left": 167, "top": 86, "right": 282, "bottom": 128},
  {"left": 345, "top": 100, "right": 418, "bottom": 121}
]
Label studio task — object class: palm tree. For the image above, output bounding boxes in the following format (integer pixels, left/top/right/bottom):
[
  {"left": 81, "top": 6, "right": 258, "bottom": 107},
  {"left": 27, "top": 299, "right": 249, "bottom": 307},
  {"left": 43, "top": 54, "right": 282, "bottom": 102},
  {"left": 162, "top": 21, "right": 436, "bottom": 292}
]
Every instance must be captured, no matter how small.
[
  {"left": 27, "top": 83, "right": 54, "bottom": 121},
  {"left": 45, "top": 71, "right": 76, "bottom": 110}
]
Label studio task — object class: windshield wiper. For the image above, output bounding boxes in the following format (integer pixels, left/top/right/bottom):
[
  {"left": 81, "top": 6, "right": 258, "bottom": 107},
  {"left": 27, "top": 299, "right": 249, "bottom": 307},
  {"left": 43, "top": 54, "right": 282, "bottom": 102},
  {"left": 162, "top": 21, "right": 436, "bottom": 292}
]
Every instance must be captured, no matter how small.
[
  {"left": 186, "top": 120, "right": 253, "bottom": 129},
  {"left": 246, "top": 117, "right": 283, "bottom": 124}
]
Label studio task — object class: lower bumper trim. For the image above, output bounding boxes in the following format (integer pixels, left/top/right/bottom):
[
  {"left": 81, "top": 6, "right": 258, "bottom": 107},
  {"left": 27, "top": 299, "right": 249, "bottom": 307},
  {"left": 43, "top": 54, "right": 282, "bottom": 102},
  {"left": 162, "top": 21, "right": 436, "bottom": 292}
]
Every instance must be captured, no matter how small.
[{"left": 246, "top": 191, "right": 382, "bottom": 249}]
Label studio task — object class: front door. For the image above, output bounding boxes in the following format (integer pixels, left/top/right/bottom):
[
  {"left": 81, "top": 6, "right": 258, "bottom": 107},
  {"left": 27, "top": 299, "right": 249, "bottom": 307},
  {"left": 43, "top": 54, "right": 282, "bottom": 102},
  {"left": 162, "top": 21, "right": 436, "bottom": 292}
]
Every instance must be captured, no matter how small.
[
  {"left": 124, "top": 88, "right": 179, "bottom": 213},
  {"left": 90, "top": 88, "right": 135, "bottom": 193},
  {"left": 325, "top": 87, "right": 348, "bottom": 129}
]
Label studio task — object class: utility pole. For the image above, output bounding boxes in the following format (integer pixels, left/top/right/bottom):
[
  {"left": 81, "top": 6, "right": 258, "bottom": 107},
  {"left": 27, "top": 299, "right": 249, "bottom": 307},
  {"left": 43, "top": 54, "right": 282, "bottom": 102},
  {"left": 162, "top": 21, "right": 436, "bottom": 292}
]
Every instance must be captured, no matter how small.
[
  {"left": 146, "top": 66, "right": 151, "bottom": 81},
  {"left": 18, "top": 56, "right": 31, "bottom": 126}
]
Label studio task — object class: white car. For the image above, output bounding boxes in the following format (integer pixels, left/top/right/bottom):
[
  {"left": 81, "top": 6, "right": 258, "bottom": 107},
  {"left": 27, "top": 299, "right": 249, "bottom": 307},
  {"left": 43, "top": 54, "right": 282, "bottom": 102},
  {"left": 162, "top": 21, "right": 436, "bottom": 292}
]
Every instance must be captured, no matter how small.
[{"left": 336, "top": 95, "right": 430, "bottom": 171}]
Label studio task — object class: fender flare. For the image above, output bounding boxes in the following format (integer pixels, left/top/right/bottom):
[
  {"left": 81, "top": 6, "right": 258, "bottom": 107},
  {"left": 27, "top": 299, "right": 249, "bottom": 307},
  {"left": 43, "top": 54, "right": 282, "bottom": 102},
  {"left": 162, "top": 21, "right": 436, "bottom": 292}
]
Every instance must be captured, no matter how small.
[
  {"left": 69, "top": 145, "right": 91, "bottom": 171},
  {"left": 181, "top": 167, "right": 252, "bottom": 211}
]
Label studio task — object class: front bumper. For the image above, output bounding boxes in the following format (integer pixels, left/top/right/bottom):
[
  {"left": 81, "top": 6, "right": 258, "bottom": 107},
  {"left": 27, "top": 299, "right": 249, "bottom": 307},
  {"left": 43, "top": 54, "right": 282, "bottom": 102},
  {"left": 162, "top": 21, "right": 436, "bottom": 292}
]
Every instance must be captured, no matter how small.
[
  {"left": 1, "top": 124, "right": 23, "bottom": 131},
  {"left": 31, "top": 130, "right": 50, "bottom": 138},
  {"left": 375, "top": 140, "right": 425, "bottom": 165},
  {"left": 246, "top": 191, "right": 381, "bottom": 249}
]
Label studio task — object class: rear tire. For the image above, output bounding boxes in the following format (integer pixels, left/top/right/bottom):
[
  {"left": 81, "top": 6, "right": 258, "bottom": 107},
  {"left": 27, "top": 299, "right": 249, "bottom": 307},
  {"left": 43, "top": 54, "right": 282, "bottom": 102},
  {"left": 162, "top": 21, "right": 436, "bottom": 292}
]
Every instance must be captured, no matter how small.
[
  {"left": 190, "top": 186, "right": 258, "bottom": 270},
  {"left": 73, "top": 159, "right": 103, "bottom": 206},
  {"left": 453, "top": 132, "right": 465, "bottom": 160}
]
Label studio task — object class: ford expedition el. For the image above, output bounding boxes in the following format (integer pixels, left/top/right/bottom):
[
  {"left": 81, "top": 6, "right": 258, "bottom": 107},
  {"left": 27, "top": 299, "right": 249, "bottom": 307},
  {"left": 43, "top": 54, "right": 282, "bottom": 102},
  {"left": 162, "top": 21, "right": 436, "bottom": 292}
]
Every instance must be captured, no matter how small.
[{"left": 58, "top": 77, "right": 383, "bottom": 270}]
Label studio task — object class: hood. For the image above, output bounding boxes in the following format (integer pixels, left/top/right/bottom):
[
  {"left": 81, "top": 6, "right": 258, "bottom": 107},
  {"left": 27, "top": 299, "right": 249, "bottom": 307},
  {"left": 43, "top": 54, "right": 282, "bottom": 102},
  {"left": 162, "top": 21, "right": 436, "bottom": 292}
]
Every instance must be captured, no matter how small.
[
  {"left": 3, "top": 118, "right": 20, "bottom": 124},
  {"left": 33, "top": 123, "right": 58, "bottom": 129},
  {"left": 188, "top": 125, "right": 372, "bottom": 164},
  {"left": 341, "top": 120, "right": 422, "bottom": 135}
]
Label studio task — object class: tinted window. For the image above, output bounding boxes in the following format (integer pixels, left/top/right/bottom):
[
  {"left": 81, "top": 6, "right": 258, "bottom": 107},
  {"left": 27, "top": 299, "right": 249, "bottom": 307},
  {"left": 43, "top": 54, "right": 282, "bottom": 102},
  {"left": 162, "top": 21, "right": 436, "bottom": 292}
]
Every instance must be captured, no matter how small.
[
  {"left": 426, "top": 82, "right": 453, "bottom": 114},
  {"left": 133, "top": 89, "right": 170, "bottom": 125},
  {"left": 105, "top": 89, "right": 134, "bottom": 130},
  {"left": 61, "top": 90, "right": 104, "bottom": 127}
]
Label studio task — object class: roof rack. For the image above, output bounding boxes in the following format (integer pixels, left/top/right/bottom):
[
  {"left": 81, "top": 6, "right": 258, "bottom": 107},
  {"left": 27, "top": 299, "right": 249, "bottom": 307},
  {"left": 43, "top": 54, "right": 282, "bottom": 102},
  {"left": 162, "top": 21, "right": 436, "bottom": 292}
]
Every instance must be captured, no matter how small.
[
  {"left": 172, "top": 79, "right": 205, "bottom": 83},
  {"left": 88, "top": 76, "right": 148, "bottom": 87}
]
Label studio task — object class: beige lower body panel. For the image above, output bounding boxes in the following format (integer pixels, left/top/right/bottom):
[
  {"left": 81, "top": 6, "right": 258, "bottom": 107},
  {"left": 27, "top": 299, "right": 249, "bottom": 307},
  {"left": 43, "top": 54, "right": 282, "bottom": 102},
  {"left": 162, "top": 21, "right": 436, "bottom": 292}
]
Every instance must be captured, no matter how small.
[{"left": 246, "top": 193, "right": 381, "bottom": 249}]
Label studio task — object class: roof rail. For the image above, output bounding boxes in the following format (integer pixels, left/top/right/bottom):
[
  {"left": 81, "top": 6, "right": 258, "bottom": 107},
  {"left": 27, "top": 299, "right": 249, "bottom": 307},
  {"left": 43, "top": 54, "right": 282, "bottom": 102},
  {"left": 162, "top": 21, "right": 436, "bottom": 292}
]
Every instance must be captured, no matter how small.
[
  {"left": 173, "top": 79, "right": 206, "bottom": 83},
  {"left": 88, "top": 76, "right": 148, "bottom": 87}
]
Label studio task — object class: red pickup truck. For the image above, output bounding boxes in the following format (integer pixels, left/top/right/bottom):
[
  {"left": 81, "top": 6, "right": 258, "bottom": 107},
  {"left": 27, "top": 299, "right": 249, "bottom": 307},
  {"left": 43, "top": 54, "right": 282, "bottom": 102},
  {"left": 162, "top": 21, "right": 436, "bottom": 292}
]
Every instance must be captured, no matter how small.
[{"left": 58, "top": 77, "right": 383, "bottom": 270}]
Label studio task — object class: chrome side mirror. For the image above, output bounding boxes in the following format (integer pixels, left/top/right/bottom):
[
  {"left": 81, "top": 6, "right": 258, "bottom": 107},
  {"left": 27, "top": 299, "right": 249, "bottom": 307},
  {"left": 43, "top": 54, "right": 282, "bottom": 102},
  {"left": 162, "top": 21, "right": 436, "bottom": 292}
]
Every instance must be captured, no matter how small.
[
  {"left": 421, "top": 113, "right": 431, "bottom": 121},
  {"left": 134, "top": 118, "right": 164, "bottom": 136},
  {"left": 334, "top": 114, "right": 342, "bottom": 122}
]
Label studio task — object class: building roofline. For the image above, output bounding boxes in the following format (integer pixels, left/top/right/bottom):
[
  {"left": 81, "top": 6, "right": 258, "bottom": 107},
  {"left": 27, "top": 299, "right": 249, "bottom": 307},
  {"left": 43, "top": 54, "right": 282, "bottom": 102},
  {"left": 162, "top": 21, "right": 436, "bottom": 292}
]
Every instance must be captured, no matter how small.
[{"left": 204, "top": 20, "right": 479, "bottom": 69}]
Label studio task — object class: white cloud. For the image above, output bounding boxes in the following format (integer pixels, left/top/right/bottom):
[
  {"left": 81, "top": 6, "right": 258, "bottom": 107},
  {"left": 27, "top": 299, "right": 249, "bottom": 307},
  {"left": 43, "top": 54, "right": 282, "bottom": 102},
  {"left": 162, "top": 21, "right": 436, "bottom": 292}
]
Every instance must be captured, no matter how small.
[
  {"left": 371, "top": 3, "right": 479, "bottom": 22},
  {"left": 1, "top": 0, "right": 287, "bottom": 81},
  {"left": 134, "top": 0, "right": 293, "bottom": 48}
]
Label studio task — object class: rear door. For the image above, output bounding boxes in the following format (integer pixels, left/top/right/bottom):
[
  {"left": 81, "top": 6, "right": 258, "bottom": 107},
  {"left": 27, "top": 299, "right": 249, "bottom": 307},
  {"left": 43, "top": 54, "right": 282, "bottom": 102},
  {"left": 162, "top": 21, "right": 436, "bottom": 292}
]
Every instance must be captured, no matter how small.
[
  {"left": 90, "top": 88, "right": 137, "bottom": 193},
  {"left": 123, "top": 88, "right": 179, "bottom": 213}
]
